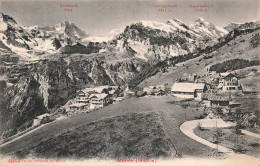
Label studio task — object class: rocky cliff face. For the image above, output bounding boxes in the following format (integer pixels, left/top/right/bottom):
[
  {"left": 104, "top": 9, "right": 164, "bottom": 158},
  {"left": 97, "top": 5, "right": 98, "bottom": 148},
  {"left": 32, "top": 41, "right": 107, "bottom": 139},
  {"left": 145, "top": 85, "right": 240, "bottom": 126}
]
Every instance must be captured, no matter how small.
[
  {"left": 0, "top": 76, "right": 47, "bottom": 137},
  {"left": 0, "top": 13, "right": 37, "bottom": 52},
  {"left": 0, "top": 53, "right": 148, "bottom": 136}
]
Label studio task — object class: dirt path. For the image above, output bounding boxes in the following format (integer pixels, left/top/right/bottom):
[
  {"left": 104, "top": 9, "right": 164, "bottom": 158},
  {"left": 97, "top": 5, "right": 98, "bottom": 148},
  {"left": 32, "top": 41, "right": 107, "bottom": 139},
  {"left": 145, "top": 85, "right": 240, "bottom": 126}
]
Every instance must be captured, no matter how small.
[
  {"left": 180, "top": 119, "right": 233, "bottom": 153},
  {"left": 241, "top": 130, "right": 260, "bottom": 139},
  {"left": 180, "top": 118, "right": 260, "bottom": 161},
  {"left": 0, "top": 116, "right": 67, "bottom": 148}
]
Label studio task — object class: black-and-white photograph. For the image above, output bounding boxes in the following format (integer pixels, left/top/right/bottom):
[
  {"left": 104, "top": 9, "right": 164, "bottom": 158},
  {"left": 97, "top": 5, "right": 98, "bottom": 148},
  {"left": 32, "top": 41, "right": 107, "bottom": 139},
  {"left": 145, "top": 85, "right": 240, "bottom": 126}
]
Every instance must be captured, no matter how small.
[{"left": 0, "top": 0, "right": 259, "bottom": 165}]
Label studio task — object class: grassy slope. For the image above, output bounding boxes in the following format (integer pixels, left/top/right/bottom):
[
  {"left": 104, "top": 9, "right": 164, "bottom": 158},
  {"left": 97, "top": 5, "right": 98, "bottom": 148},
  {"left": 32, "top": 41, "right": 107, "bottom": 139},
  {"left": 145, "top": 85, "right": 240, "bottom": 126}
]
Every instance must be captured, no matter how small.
[
  {"left": 13, "top": 112, "right": 175, "bottom": 159},
  {"left": 194, "top": 127, "right": 260, "bottom": 158},
  {"left": 138, "top": 29, "right": 260, "bottom": 90},
  {"left": 0, "top": 96, "right": 213, "bottom": 158}
]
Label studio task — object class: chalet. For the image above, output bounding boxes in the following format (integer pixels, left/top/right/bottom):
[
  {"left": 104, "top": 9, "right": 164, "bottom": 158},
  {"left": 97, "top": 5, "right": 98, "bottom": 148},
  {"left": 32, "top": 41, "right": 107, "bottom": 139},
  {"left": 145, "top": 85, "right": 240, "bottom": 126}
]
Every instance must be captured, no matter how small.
[
  {"left": 208, "top": 95, "right": 230, "bottom": 107},
  {"left": 202, "top": 92, "right": 230, "bottom": 107},
  {"left": 93, "top": 86, "right": 109, "bottom": 94},
  {"left": 229, "top": 102, "right": 241, "bottom": 108},
  {"left": 108, "top": 86, "right": 122, "bottom": 98},
  {"left": 218, "top": 73, "right": 239, "bottom": 91},
  {"left": 143, "top": 85, "right": 165, "bottom": 96},
  {"left": 89, "top": 93, "right": 113, "bottom": 107},
  {"left": 171, "top": 82, "right": 206, "bottom": 99},
  {"left": 75, "top": 89, "right": 91, "bottom": 104},
  {"left": 143, "top": 86, "right": 155, "bottom": 95},
  {"left": 75, "top": 86, "right": 113, "bottom": 103},
  {"left": 109, "top": 86, "right": 119, "bottom": 90},
  {"left": 33, "top": 113, "right": 52, "bottom": 126},
  {"left": 241, "top": 85, "right": 258, "bottom": 94},
  {"left": 109, "top": 89, "right": 119, "bottom": 100},
  {"left": 68, "top": 103, "right": 89, "bottom": 112}
]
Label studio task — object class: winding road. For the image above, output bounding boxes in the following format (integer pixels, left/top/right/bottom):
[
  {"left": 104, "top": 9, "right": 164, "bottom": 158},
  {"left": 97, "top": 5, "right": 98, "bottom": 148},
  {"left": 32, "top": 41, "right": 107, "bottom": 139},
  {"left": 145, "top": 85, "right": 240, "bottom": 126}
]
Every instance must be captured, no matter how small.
[
  {"left": 180, "top": 119, "right": 233, "bottom": 154},
  {"left": 180, "top": 118, "right": 260, "bottom": 162}
]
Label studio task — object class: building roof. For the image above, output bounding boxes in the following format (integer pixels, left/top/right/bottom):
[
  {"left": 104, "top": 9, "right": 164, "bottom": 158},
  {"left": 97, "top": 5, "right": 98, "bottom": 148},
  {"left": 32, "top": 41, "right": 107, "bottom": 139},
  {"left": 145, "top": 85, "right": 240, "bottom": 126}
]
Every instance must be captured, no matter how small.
[
  {"left": 110, "top": 86, "right": 119, "bottom": 89},
  {"left": 202, "top": 92, "right": 230, "bottom": 101},
  {"left": 77, "top": 88, "right": 95, "bottom": 94},
  {"left": 208, "top": 95, "right": 230, "bottom": 101},
  {"left": 220, "top": 72, "right": 230, "bottom": 77},
  {"left": 241, "top": 85, "right": 258, "bottom": 92},
  {"left": 36, "top": 113, "right": 52, "bottom": 120},
  {"left": 93, "top": 86, "right": 109, "bottom": 93},
  {"left": 171, "top": 82, "right": 205, "bottom": 93},
  {"left": 77, "top": 86, "right": 109, "bottom": 95},
  {"left": 69, "top": 103, "right": 88, "bottom": 107},
  {"left": 221, "top": 73, "right": 238, "bottom": 80},
  {"left": 109, "top": 89, "right": 116, "bottom": 95},
  {"left": 89, "top": 93, "right": 109, "bottom": 99}
]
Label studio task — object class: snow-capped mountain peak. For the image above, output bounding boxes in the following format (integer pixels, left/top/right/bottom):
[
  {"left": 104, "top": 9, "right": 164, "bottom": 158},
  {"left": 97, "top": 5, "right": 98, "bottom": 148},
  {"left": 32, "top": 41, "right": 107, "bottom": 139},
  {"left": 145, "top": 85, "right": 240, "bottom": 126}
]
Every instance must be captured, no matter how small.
[
  {"left": 139, "top": 20, "right": 174, "bottom": 32},
  {"left": 194, "top": 17, "right": 210, "bottom": 27},
  {"left": 190, "top": 17, "right": 228, "bottom": 39},
  {"left": 0, "top": 13, "right": 8, "bottom": 31},
  {"left": 82, "top": 29, "right": 122, "bottom": 43},
  {"left": 138, "top": 19, "right": 191, "bottom": 33}
]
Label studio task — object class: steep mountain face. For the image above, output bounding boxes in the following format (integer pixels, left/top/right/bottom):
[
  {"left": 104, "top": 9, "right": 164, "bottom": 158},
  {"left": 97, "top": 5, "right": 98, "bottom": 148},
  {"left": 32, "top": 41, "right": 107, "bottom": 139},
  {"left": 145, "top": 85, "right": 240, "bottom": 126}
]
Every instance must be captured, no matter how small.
[
  {"left": 0, "top": 13, "right": 37, "bottom": 56},
  {"left": 190, "top": 18, "right": 228, "bottom": 40},
  {"left": 224, "top": 21, "right": 260, "bottom": 32},
  {"left": 1, "top": 76, "right": 47, "bottom": 137},
  {"left": 0, "top": 12, "right": 89, "bottom": 57},
  {"left": 236, "top": 21, "right": 260, "bottom": 31},
  {"left": 26, "top": 21, "right": 88, "bottom": 44},
  {"left": 224, "top": 22, "right": 242, "bottom": 32},
  {"left": 115, "top": 18, "right": 228, "bottom": 61}
]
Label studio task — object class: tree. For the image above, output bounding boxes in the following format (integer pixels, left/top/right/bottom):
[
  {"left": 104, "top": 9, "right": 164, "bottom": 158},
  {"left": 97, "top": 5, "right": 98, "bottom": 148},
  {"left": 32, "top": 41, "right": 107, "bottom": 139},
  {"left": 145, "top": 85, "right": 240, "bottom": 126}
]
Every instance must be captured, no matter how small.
[
  {"left": 213, "top": 128, "right": 224, "bottom": 152},
  {"left": 215, "top": 107, "right": 223, "bottom": 128},
  {"left": 181, "top": 103, "right": 189, "bottom": 121},
  {"left": 215, "top": 107, "right": 223, "bottom": 117},
  {"left": 234, "top": 120, "right": 243, "bottom": 152},
  {"left": 231, "top": 108, "right": 244, "bottom": 152}
]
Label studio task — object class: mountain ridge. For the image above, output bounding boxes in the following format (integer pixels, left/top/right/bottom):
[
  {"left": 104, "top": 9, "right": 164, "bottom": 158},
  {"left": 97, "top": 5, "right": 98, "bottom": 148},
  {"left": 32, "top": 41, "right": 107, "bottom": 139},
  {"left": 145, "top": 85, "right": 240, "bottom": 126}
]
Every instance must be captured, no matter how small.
[{"left": 1, "top": 12, "right": 236, "bottom": 61}]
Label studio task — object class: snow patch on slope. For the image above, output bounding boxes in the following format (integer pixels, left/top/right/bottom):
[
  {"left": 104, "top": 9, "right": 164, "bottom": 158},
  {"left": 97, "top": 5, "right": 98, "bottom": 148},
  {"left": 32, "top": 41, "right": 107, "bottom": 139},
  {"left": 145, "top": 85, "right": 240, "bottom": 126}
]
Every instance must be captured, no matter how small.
[
  {"left": 140, "top": 21, "right": 177, "bottom": 33},
  {"left": 0, "top": 15, "right": 7, "bottom": 31},
  {"left": 83, "top": 29, "right": 121, "bottom": 43},
  {"left": 215, "top": 26, "right": 228, "bottom": 34}
]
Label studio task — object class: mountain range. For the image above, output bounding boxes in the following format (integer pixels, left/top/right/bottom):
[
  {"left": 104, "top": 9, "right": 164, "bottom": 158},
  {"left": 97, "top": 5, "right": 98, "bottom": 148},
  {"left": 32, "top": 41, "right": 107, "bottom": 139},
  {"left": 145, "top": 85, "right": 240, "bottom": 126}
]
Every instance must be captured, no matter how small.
[{"left": 1, "top": 12, "right": 232, "bottom": 60}]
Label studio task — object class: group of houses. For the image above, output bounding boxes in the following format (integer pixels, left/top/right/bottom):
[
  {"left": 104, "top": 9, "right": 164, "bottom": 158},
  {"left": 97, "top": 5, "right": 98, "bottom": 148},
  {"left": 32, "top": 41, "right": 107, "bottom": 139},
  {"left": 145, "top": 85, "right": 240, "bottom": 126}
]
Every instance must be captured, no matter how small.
[
  {"left": 68, "top": 85, "right": 123, "bottom": 115},
  {"left": 170, "top": 72, "right": 257, "bottom": 108},
  {"left": 143, "top": 85, "right": 166, "bottom": 96}
]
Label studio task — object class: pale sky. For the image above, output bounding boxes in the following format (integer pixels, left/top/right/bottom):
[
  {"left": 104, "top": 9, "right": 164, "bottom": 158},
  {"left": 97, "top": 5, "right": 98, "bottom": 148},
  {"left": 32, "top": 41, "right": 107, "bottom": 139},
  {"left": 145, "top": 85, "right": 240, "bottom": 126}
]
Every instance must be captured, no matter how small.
[{"left": 1, "top": 0, "right": 259, "bottom": 36}]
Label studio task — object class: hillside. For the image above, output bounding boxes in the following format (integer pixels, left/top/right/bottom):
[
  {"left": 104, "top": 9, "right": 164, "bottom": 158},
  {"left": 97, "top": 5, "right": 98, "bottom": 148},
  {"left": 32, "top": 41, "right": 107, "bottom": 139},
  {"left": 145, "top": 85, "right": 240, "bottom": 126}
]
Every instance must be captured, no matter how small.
[
  {"left": 0, "top": 96, "right": 214, "bottom": 158},
  {"left": 138, "top": 26, "right": 260, "bottom": 90},
  {"left": 12, "top": 112, "right": 175, "bottom": 159}
]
